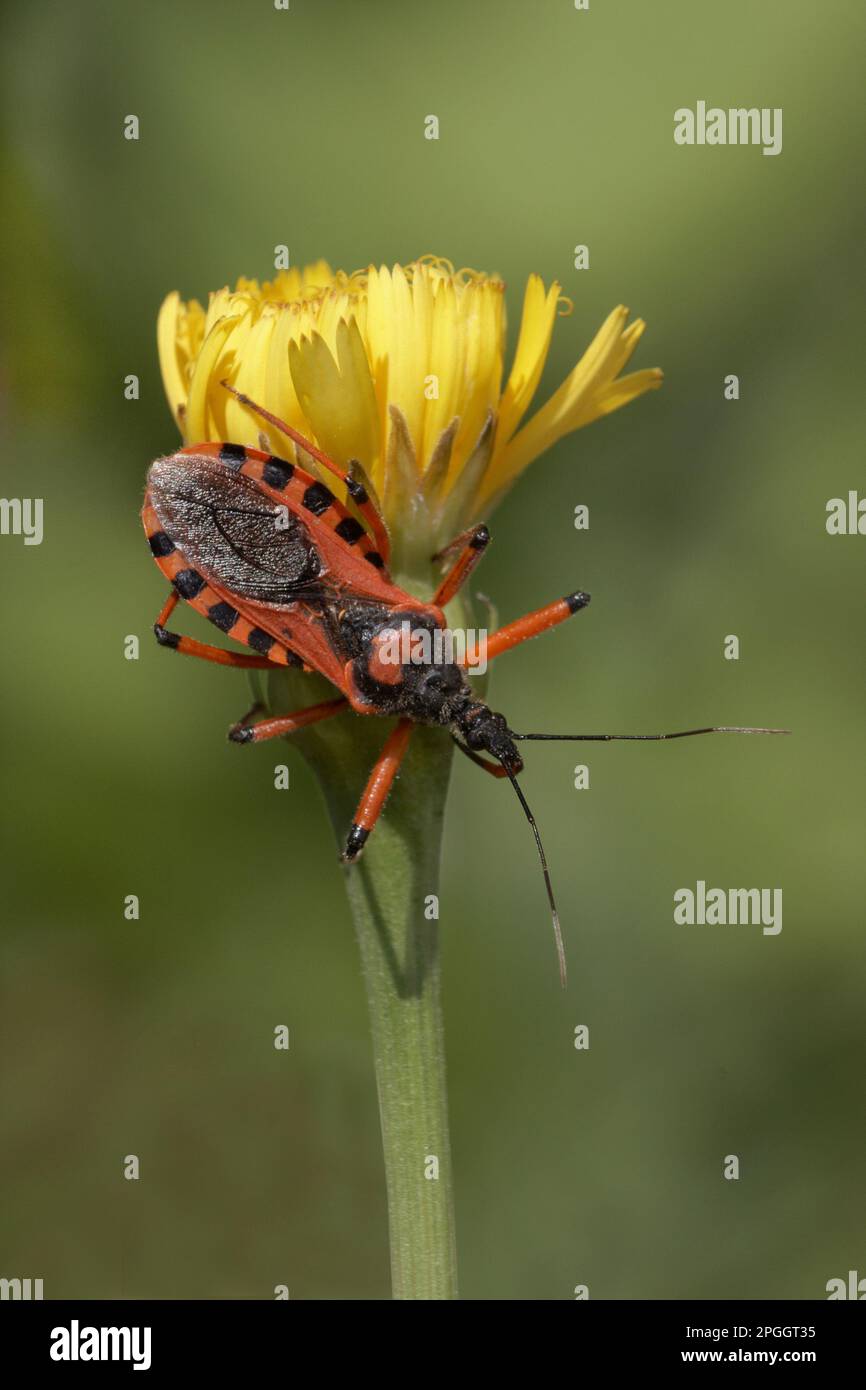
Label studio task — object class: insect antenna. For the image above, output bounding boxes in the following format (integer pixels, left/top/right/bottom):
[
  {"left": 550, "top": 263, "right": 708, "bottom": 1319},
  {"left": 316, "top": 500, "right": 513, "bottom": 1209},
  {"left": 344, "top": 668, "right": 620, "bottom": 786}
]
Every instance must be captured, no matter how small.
[
  {"left": 511, "top": 725, "right": 789, "bottom": 743},
  {"left": 503, "top": 767, "right": 568, "bottom": 990}
]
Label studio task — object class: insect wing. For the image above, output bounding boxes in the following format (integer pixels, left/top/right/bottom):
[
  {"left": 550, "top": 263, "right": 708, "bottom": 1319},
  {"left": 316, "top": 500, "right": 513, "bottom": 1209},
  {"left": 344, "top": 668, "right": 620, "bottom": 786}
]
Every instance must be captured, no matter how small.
[{"left": 143, "top": 447, "right": 409, "bottom": 689}]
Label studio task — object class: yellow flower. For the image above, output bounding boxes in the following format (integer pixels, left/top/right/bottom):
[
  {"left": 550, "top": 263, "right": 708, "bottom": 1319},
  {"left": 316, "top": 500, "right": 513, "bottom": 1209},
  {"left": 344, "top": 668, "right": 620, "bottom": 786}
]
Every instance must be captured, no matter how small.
[{"left": 157, "top": 256, "right": 661, "bottom": 575}]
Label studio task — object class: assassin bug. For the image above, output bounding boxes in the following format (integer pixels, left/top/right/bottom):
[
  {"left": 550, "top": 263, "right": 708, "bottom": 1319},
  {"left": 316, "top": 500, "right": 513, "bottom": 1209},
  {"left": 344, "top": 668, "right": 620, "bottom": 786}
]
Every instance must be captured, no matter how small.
[{"left": 142, "top": 383, "right": 786, "bottom": 985}]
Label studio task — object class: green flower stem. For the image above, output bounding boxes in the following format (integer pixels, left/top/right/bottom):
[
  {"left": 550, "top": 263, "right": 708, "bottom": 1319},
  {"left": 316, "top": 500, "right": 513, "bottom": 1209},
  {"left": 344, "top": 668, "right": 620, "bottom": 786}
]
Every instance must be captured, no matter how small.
[{"left": 269, "top": 668, "right": 459, "bottom": 1300}]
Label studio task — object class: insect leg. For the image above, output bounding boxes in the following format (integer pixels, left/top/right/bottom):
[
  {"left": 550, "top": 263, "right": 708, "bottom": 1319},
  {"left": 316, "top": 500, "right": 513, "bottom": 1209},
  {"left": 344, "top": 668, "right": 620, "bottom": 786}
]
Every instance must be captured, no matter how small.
[
  {"left": 152, "top": 591, "right": 282, "bottom": 669},
  {"left": 460, "top": 590, "right": 591, "bottom": 666},
  {"left": 341, "top": 718, "right": 414, "bottom": 861},
  {"left": 220, "top": 381, "right": 391, "bottom": 564},
  {"left": 232, "top": 700, "right": 266, "bottom": 729},
  {"left": 432, "top": 524, "right": 491, "bottom": 606},
  {"left": 229, "top": 697, "right": 348, "bottom": 744}
]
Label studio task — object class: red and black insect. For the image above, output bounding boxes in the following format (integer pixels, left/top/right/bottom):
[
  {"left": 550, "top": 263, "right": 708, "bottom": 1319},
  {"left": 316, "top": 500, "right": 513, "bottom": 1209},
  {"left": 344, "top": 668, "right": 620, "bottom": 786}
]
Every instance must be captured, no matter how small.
[{"left": 142, "top": 384, "right": 784, "bottom": 984}]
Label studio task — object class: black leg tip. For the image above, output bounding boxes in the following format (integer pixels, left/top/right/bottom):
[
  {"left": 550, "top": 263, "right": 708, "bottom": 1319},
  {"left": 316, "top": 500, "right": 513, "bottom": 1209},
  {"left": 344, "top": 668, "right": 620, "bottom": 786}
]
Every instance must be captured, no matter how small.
[
  {"left": 228, "top": 725, "right": 255, "bottom": 744},
  {"left": 471, "top": 524, "right": 491, "bottom": 549},
  {"left": 153, "top": 624, "right": 180, "bottom": 649},
  {"left": 341, "top": 824, "right": 369, "bottom": 862},
  {"left": 565, "top": 590, "right": 591, "bottom": 613}
]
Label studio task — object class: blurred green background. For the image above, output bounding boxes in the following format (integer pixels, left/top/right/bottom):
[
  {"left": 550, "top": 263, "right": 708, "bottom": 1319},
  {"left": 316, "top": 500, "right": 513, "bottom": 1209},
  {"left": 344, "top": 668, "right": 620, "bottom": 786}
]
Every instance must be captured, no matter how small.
[{"left": 2, "top": 0, "right": 864, "bottom": 1300}]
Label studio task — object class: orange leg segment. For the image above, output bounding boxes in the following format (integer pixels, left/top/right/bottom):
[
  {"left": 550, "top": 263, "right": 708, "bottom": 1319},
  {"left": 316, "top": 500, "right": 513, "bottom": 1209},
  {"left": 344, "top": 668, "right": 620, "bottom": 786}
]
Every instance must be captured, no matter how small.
[
  {"left": 341, "top": 718, "right": 414, "bottom": 861},
  {"left": 463, "top": 590, "right": 591, "bottom": 667},
  {"left": 229, "top": 697, "right": 348, "bottom": 744},
  {"left": 433, "top": 524, "right": 490, "bottom": 607}
]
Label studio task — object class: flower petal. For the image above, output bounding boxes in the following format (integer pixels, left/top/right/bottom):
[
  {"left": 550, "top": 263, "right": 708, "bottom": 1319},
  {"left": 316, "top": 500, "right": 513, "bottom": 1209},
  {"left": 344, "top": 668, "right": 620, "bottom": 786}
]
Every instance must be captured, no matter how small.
[
  {"left": 288, "top": 316, "right": 380, "bottom": 473},
  {"left": 157, "top": 292, "right": 186, "bottom": 426},
  {"left": 388, "top": 264, "right": 426, "bottom": 452},
  {"left": 263, "top": 305, "right": 306, "bottom": 454},
  {"left": 572, "top": 366, "right": 664, "bottom": 428},
  {"left": 447, "top": 279, "right": 503, "bottom": 485},
  {"left": 221, "top": 310, "right": 279, "bottom": 446},
  {"left": 184, "top": 312, "right": 246, "bottom": 443},
  {"left": 485, "top": 307, "right": 657, "bottom": 502},
  {"left": 496, "top": 274, "right": 561, "bottom": 448},
  {"left": 157, "top": 291, "right": 205, "bottom": 431},
  {"left": 421, "top": 276, "right": 464, "bottom": 470}
]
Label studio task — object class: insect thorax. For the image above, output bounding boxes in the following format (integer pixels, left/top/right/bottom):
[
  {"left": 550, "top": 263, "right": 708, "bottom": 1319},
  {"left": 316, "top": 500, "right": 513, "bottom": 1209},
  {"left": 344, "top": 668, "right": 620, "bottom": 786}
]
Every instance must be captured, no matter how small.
[{"left": 338, "top": 603, "right": 474, "bottom": 725}]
